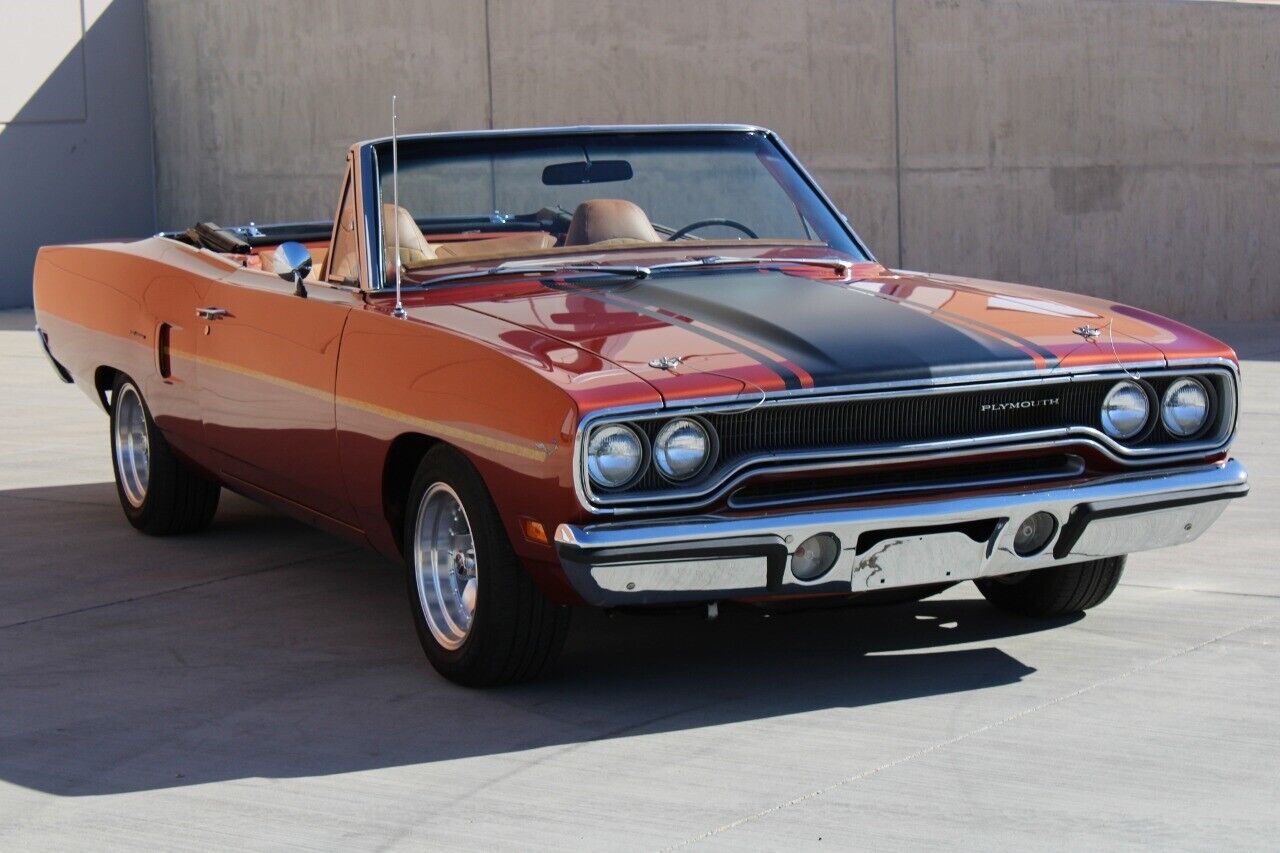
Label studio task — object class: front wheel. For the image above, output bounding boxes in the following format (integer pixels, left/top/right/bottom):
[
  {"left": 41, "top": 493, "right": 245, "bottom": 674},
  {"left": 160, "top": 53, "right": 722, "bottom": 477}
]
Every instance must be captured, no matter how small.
[
  {"left": 109, "top": 374, "right": 220, "bottom": 535},
  {"left": 975, "top": 556, "right": 1125, "bottom": 616},
  {"left": 405, "top": 446, "right": 569, "bottom": 686}
]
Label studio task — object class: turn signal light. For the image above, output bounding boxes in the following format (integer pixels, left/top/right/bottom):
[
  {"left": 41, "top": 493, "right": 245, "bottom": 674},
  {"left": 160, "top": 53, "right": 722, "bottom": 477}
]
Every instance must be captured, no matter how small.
[{"left": 520, "top": 517, "right": 548, "bottom": 545}]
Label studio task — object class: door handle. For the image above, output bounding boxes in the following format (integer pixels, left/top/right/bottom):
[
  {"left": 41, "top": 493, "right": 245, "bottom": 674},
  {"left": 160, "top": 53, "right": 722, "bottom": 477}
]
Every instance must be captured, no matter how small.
[{"left": 196, "top": 307, "right": 229, "bottom": 321}]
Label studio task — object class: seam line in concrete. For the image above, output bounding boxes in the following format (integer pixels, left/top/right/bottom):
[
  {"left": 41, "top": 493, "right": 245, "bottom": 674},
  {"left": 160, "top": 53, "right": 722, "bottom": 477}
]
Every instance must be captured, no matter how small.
[
  {"left": 1120, "top": 581, "right": 1280, "bottom": 600},
  {"left": 890, "top": 0, "right": 904, "bottom": 268},
  {"left": 0, "top": 549, "right": 360, "bottom": 631},
  {"left": 665, "top": 610, "right": 1278, "bottom": 850},
  {"left": 484, "top": 0, "right": 495, "bottom": 130},
  {"left": 0, "top": 492, "right": 116, "bottom": 508}
]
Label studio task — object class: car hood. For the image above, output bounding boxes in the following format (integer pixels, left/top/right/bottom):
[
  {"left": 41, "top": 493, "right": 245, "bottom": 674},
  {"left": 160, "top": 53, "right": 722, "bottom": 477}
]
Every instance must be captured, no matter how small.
[{"left": 460, "top": 263, "right": 1225, "bottom": 403}]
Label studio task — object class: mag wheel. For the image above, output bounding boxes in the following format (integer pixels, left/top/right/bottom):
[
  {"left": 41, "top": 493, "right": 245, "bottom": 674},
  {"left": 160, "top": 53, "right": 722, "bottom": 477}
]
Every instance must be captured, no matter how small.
[
  {"left": 113, "top": 382, "right": 151, "bottom": 509},
  {"left": 414, "top": 482, "right": 479, "bottom": 650},
  {"left": 405, "top": 446, "right": 569, "bottom": 686},
  {"left": 975, "top": 556, "right": 1125, "bottom": 617},
  {"left": 109, "top": 374, "right": 220, "bottom": 535}
]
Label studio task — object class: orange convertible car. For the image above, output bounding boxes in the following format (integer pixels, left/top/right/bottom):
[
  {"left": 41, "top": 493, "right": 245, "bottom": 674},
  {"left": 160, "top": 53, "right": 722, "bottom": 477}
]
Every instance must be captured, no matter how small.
[{"left": 33, "top": 125, "right": 1247, "bottom": 685}]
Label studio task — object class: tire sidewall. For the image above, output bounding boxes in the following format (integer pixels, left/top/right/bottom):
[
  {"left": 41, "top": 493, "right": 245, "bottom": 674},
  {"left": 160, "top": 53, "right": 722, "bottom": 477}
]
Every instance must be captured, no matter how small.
[{"left": 404, "top": 447, "right": 508, "bottom": 676}]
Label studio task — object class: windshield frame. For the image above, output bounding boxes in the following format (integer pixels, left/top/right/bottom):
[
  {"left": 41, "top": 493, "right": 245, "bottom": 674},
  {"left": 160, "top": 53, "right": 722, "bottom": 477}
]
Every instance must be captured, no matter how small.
[{"left": 361, "top": 125, "right": 874, "bottom": 291}]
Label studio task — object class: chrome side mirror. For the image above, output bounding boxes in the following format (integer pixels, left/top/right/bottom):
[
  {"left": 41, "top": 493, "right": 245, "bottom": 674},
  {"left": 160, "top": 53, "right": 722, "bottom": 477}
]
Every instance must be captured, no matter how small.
[{"left": 273, "top": 241, "right": 312, "bottom": 297}]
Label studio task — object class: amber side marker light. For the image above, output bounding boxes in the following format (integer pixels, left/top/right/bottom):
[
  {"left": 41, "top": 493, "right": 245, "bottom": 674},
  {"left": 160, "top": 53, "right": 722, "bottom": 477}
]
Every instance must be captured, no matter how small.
[{"left": 520, "top": 517, "right": 549, "bottom": 545}]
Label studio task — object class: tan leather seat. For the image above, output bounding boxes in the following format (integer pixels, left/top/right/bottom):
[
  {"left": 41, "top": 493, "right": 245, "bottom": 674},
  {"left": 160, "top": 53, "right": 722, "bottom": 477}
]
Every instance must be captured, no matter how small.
[
  {"left": 563, "top": 199, "right": 661, "bottom": 246},
  {"left": 306, "top": 246, "right": 329, "bottom": 280},
  {"left": 433, "top": 233, "right": 556, "bottom": 261},
  {"left": 384, "top": 204, "right": 435, "bottom": 267},
  {"left": 328, "top": 204, "right": 433, "bottom": 282}
]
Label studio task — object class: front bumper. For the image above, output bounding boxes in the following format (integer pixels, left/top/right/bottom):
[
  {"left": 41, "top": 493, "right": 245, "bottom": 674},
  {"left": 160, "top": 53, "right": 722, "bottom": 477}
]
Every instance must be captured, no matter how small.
[{"left": 554, "top": 459, "right": 1248, "bottom": 606}]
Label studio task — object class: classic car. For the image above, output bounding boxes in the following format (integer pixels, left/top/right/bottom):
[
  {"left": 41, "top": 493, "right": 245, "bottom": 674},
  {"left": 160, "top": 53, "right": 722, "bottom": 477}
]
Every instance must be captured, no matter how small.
[{"left": 33, "top": 125, "right": 1248, "bottom": 685}]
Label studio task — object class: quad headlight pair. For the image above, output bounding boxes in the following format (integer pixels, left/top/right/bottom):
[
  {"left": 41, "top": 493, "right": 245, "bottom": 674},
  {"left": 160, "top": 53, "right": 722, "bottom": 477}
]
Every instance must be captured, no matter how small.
[
  {"left": 585, "top": 418, "right": 714, "bottom": 489},
  {"left": 1101, "top": 377, "right": 1211, "bottom": 441}
]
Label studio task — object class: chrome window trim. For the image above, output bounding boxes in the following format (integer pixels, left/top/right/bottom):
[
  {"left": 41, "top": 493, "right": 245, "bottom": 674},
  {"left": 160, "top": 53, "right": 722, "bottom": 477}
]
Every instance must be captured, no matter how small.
[
  {"left": 765, "top": 130, "right": 875, "bottom": 261},
  {"left": 324, "top": 160, "right": 355, "bottom": 285},
  {"left": 358, "top": 143, "right": 383, "bottom": 292},
  {"left": 353, "top": 123, "right": 771, "bottom": 149},
  {"left": 573, "top": 361, "right": 1239, "bottom": 515}
]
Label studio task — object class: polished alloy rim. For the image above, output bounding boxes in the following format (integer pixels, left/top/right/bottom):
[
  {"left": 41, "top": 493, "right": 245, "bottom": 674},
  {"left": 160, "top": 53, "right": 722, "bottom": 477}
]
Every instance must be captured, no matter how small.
[
  {"left": 113, "top": 384, "right": 150, "bottom": 508},
  {"left": 413, "top": 483, "right": 478, "bottom": 650}
]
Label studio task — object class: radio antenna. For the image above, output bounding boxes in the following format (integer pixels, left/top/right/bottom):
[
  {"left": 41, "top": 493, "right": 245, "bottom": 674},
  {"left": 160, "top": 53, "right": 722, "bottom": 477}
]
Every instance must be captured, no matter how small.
[{"left": 391, "top": 94, "right": 406, "bottom": 319}]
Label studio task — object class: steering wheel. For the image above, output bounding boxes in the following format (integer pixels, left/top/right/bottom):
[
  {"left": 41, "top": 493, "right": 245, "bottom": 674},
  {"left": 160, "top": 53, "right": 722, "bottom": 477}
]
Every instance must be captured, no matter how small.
[{"left": 667, "top": 218, "right": 759, "bottom": 241}]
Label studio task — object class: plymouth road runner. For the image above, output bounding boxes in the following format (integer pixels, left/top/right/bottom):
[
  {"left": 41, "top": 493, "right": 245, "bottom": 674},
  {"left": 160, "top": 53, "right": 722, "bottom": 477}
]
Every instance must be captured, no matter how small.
[{"left": 33, "top": 126, "right": 1248, "bottom": 685}]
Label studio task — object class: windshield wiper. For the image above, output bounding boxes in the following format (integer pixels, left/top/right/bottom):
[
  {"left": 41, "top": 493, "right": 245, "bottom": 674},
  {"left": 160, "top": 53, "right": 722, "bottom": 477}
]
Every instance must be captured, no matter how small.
[
  {"left": 647, "top": 256, "right": 856, "bottom": 275},
  {"left": 406, "top": 255, "right": 852, "bottom": 289},
  {"left": 412, "top": 261, "right": 651, "bottom": 288}
]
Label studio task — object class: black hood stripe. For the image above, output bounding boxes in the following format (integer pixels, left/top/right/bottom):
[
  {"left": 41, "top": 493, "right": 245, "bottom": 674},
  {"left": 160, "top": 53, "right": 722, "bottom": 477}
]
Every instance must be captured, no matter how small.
[
  {"left": 541, "top": 268, "right": 1042, "bottom": 390},
  {"left": 541, "top": 278, "right": 805, "bottom": 389},
  {"left": 862, "top": 287, "right": 1053, "bottom": 368},
  {"left": 610, "top": 270, "right": 1038, "bottom": 387},
  {"left": 854, "top": 280, "right": 1058, "bottom": 366}
]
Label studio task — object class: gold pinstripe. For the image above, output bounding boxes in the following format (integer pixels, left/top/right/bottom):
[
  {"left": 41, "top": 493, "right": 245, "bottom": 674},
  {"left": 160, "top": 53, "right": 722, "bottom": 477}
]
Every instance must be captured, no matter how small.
[{"left": 179, "top": 351, "right": 551, "bottom": 463}]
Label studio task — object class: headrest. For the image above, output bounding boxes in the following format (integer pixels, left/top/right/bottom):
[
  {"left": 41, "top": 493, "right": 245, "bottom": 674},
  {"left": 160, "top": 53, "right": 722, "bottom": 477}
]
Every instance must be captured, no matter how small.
[
  {"left": 564, "top": 199, "right": 661, "bottom": 246},
  {"left": 383, "top": 204, "right": 435, "bottom": 265}
]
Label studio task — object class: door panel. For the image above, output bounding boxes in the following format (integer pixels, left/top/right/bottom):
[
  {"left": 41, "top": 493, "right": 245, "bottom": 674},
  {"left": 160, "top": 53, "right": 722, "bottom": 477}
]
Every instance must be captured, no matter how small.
[
  {"left": 196, "top": 268, "right": 358, "bottom": 523},
  {"left": 135, "top": 247, "right": 218, "bottom": 469}
]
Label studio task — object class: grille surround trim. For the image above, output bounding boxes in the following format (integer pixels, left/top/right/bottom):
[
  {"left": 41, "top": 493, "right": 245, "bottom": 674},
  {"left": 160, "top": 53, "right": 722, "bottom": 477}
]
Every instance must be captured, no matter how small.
[{"left": 574, "top": 361, "right": 1239, "bottom": 515}]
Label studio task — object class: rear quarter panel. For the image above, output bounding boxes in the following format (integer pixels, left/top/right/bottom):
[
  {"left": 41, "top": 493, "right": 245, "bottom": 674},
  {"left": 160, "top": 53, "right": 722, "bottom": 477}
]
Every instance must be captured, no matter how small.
[{"left": 33, "top": 239, "right": 233, "bottom": 472}]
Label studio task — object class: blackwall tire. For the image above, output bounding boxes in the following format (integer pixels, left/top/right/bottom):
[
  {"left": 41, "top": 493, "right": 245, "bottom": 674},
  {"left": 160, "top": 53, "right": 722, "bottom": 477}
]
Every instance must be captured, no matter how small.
[
  {"left": 109, "top": 374, "right": 220, "bottom": 535},
  {"left": 975, "top": 556, "right": 1125, "bottom": 617},
  {"left": 405, "top": 445, "right": 569, "bottom": 687}
]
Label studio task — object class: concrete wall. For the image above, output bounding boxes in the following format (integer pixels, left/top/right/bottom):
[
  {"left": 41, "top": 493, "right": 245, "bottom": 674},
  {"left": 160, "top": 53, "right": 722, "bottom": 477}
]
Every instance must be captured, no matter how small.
[
  {"left": 897, "top": 0, "right": 1280, "bottom": 321},
  {"left": 7, "top": 1, "right": 1277, "bottom": 319},
  {"left": 0, "top": 0, "right": 156, "bottom": 309}
]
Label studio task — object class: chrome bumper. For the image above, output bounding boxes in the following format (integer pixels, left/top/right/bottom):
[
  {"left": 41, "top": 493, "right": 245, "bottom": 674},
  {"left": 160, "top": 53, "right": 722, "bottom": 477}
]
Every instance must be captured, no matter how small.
[{"left": 554, "top": 460, "right": 1248, "bottom": 606}]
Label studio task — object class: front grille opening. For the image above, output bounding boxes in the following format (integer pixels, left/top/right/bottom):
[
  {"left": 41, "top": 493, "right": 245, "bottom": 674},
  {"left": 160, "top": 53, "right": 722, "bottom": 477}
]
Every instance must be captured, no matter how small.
[
  {"left": 728, "top": 454, "right": 1085, "bottom": 510},
  {"left": 856, "top": 519, "right": 1001, "bottom": 555},
  {"left": 591, "top": 368, "right": 1232, "bottom": 506}
]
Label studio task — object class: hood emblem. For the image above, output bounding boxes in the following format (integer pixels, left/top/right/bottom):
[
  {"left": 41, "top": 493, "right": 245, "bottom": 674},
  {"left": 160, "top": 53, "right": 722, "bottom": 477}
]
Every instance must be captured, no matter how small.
[
  {"left": 1073, "top": 324, "right": 1102, "bottom": 341},
  {"left": 648, "top": 356, "right": 683, "bottom": 371}
]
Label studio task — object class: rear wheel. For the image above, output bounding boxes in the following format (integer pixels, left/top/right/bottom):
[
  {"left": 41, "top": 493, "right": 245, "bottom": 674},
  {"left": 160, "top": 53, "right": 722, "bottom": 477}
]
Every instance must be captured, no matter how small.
[
  {"left": 405, "top": 446, "right": 569, "bottom": 686},
  {"left": 109, "top": 374, "right": 220, "bottom": 534},
  {"left": 975, "top": 557, "right": 1125, "bottom": 616}
]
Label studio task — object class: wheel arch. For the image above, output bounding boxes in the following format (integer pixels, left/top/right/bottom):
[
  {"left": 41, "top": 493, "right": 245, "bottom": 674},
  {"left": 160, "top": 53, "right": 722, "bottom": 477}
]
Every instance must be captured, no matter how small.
[
  {"left": 382, "top": 432, "right": 442, "bottom": 559},
  {"left": 93, "top": 365, "right": 122, "bottom": 411}
]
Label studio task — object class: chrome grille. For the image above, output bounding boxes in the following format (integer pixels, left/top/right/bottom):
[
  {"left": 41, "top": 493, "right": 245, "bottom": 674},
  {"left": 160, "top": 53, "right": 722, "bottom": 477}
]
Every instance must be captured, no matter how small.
[{"left": 584, "top": 367, "right": 1235, "bottom": 509}]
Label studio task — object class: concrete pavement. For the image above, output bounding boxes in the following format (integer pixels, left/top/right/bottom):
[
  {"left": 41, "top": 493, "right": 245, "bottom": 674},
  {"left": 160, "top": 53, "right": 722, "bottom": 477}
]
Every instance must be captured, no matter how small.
[{"left": 0, "top": 308, "right": 1276, "bottom": 850}]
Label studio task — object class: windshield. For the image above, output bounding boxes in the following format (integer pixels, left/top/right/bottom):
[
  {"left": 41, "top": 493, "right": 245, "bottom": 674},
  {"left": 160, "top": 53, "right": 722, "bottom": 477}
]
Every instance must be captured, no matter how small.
[{"left": 372, "top": 131, "right": 865, "bottom": 278}]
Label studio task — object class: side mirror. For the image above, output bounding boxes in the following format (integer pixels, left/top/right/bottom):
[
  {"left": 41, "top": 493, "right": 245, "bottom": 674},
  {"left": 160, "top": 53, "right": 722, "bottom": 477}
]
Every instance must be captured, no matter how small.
[{"left": 273, "top": 241, "right": 312, "bottom": 297}]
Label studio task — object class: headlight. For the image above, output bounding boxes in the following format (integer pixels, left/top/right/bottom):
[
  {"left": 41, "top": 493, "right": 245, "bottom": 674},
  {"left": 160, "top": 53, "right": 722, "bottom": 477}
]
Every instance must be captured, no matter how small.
[
  {"left": 1101, "top": 380, "right": 1149, "bottom": 439},
  {"left": 586, "top": 424, "right": 645, "bottom": 488},
  {"left": 653, "top": 418, "right": 713, "bottom": 481},
  {"left": 1162, "top": 377, "right": 1210, "bottom": 437}
]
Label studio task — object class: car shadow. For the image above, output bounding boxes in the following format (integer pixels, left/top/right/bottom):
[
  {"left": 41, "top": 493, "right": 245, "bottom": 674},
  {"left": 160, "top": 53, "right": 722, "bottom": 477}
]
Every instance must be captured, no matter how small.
[{"left": 0, "top": 482, "right": 1075, "bottom": 797}]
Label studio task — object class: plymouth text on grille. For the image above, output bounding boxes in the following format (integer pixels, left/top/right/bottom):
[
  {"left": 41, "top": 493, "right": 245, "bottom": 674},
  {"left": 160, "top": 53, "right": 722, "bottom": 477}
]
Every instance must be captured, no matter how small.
[{"left": 980, "top": 398, "right": 1060, "bottom": 412}]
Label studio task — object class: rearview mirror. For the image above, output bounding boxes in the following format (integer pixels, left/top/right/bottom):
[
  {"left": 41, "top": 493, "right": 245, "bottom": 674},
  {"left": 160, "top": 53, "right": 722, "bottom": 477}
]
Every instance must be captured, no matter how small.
[
  {"left": 542, "top": 159, "right": 633, "bottom": 186},
  {"left": 273, "top": 241, "right": 312, "bottom": 297}
]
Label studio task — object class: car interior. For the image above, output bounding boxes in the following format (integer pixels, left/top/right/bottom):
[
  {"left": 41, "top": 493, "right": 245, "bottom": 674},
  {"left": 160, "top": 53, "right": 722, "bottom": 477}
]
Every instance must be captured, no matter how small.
[{"left": 172, "top": 196, "right": 819, "bottom": 290}]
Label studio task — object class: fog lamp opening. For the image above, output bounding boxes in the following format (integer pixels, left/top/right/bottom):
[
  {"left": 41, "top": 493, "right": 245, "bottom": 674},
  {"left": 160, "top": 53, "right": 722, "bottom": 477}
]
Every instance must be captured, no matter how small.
[
  {"left": 1013, "top": 511, "right": 1058, "bottom": 557},
  {"left": 791, "top": 532, "right": 841, "bottom": 581}
]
